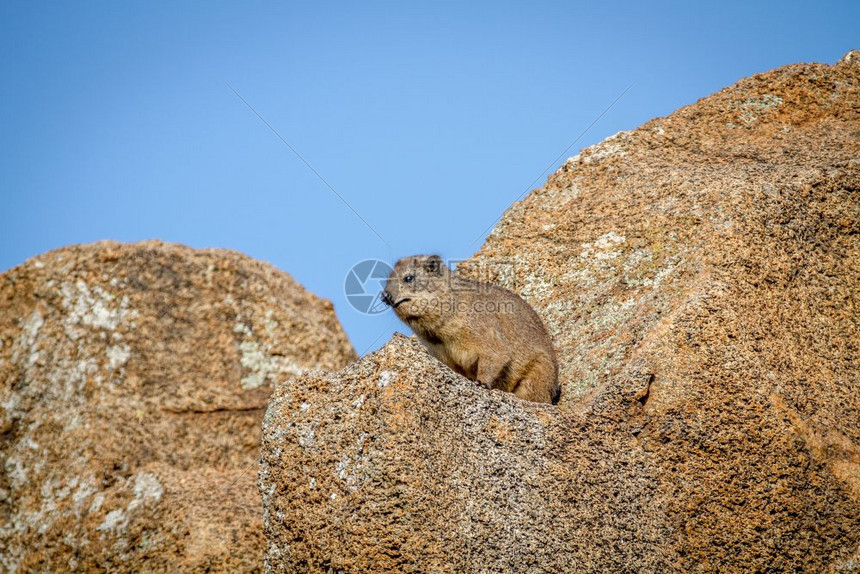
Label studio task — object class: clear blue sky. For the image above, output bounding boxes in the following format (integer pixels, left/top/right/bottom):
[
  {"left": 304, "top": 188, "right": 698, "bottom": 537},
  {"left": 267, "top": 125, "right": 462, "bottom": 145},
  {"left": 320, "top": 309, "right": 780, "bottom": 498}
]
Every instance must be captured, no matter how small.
[{"left": 1, "top": 2, "right": 857, "bottom": 355}]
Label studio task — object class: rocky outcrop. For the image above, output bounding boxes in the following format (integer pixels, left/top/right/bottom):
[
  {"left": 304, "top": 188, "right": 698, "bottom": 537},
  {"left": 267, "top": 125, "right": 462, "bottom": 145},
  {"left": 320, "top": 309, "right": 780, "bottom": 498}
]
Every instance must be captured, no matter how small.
[
  {"left": 260, "top": 53, "right": 860, "bottom": 572},
  {"left": 0, "top": 241, "right": 356, "bottom": 572},
  {"left": 261, "top": 334, "right": 673, "bottom": 572}
]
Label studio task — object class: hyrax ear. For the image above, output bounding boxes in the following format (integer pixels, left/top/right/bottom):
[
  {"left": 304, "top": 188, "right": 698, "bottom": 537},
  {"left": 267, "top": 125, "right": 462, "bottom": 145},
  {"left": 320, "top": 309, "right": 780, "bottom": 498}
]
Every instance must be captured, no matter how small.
[{"left": 424, "top": 254, "right": 444, "bottom": 275}]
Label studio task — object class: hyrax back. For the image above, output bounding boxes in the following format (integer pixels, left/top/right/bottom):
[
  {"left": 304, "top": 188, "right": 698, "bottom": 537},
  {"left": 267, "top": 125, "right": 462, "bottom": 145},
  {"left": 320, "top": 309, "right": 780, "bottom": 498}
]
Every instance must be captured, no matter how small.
[{"left": 382, "top": 254, "right": 560, "bottom": 404}]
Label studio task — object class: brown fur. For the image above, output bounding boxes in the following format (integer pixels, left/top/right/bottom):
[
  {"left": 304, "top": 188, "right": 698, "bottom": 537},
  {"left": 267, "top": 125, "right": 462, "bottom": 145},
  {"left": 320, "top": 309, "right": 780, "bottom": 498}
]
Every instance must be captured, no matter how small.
[{"left": 382, "top": 255, "right": 560, "bottom": 404}]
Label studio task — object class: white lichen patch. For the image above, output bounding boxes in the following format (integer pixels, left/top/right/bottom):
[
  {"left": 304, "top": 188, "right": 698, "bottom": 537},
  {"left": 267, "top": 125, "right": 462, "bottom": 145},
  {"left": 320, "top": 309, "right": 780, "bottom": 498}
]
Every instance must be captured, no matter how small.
[
  {"left": 563, "top": 182, "right": 581, "bottom": 199},
  {"left": 96, "top": 472, "right": 162, "bottom": 535},
  {"left": 8, "top": 311, "right": 45, "bottom": 386},
  {"left": 581, "top": 131, "right": 632, "bottom": 164},
  {"left": 622, "top": 249, "right": 651, "bottom": 276},
  {"left": 44, "top": 355, "right": 99, "bottom": 403},
  {"left": 5, "top": 454, "right": 28, "bottom": 489},
  {"left": 264, "top": 309, "right": 279, "bottom": 334},
  {"left": 488, "top": 255, "right": 556, "bottom": 303},
  {"left": 580, "top": 231, "right": 627, "bottom": 260},
  {"left": 89, "top": 493, "right": 105, "bottom": 513},
  {"left": 594, "top": 231, "right": 626, "bottom": 249},
  {"left": 97, "top": 509, "right": 128, "bottom": 532},
  {"left": 238, "top": 340, "right": 304, "bottom": 389},
  {"left": 559, "top": 265, "right": 595, "bottom": 289},
  {"left": 297, "top": 426, "right": 315, "bottom": 448},
  {"left": 1, "top": 392, "right": 21, "bottom": 420},
  {"left": 842, "top": 50, "right": 860, "bottom": 64},
  {"left": 377, "top": 370, "right": 396, "bottom": 388},
  {"left": 236, "top": 320, "right": 306, "bottom": 390},
  {"left": 334, "top": 450, "right": 363, "bottom": 492},
  {"left": 106, "top": 344, "right": 131, "bottom": 371},
  {"left": 72, "top": 477, "right": 99, "bottom": 514},
  {"left": 335, "top": 455, "right": 351, "bottom": 481},
  {"left": 542, "top": 299, "right": 578, "bottom": 339},
  {"left": 588, "top": 297, "right": 638, "bottom": 331},
  {"left": 60, "top": 281, "right": 137, "bottom": 340},
  {"left": 642, "top": 264, "right": 676, "bottom": 289},
  {"left": 518, "top": 274, "right": 556, "bottom": 302},
  {"left": 128, "top": 472, "right": 163, "bottom": 511},
  {"left": 30, "top": 475, "right": 84, "bottom": 535},
  {"left": 238, "top": 340, "right": 268, "bottom": 389},
  {"left": 736, "top": 94, "right": 783, "bottom": 125},
  {"left": 17, "top": 311, "right": 44, "bottom": 366}
]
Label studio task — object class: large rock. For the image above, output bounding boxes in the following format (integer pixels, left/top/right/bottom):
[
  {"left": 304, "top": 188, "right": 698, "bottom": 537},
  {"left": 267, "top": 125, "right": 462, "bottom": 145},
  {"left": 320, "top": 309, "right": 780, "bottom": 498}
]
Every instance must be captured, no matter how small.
[
  {"left": 0, "top": 241, "right": 356, "bottom": 572},
  {"left": 260, "top": 53, "right": 860, "bottom": 572}
]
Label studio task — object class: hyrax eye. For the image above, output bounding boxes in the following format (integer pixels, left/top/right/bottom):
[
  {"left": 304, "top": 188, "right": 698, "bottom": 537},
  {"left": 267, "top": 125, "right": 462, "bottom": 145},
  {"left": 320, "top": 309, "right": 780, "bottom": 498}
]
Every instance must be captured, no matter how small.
[{"left": 403, "top": 275, "right": 415, "bottom": 283}]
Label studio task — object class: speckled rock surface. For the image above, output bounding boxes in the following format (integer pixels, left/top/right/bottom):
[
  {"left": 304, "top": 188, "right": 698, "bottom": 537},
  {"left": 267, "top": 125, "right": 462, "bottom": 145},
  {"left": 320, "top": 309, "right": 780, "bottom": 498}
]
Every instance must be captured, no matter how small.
[
  {"left": 0, "top": 240, "right": 356, "bottom": 572},
  {"left": 261, "top": 53, "right": 860, "bottom": 572},
  {"left": 261, "top": 334, "right": 675, "bottom": 572}
]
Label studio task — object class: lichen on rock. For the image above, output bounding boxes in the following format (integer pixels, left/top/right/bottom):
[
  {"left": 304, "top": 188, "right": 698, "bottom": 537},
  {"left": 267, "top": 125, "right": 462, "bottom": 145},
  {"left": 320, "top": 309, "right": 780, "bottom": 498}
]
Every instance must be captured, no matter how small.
[{"left": 0, "top": 240, "right": 356, "bottom": 572}]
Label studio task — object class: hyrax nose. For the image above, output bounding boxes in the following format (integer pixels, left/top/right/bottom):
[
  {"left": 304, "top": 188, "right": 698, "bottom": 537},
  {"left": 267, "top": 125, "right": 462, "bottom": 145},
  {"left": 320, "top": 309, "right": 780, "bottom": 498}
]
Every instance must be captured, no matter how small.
[{"left": 380, "top": 290, "right": 393, "bottom": 306}]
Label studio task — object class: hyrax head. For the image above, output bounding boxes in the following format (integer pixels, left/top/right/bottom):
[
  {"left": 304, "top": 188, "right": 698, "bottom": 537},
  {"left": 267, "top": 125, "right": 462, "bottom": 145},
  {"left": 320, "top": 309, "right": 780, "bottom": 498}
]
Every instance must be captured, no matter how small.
[{"left": 381, "top": 254, "right": 449, "bottom": 319}]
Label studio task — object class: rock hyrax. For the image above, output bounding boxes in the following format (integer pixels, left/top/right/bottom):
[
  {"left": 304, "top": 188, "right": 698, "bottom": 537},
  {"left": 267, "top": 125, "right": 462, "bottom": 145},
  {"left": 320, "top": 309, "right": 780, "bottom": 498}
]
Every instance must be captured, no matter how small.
[{"left": 381, "top": 254, "right": 560, "bottom": 404}]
